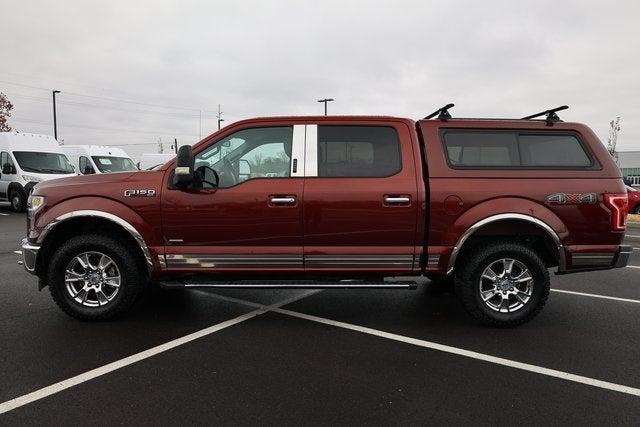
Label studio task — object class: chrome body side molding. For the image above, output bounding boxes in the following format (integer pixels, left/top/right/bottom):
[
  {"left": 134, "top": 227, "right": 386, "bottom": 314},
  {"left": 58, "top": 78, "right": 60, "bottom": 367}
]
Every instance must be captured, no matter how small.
[{"left": 446, "top": 213, "right": 563, "bottom": 275}]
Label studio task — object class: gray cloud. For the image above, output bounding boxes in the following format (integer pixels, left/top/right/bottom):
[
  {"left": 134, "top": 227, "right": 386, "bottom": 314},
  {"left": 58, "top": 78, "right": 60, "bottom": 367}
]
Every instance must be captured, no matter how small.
[{"left": 2, "top": 0, "right": 638, "bottom": 159}]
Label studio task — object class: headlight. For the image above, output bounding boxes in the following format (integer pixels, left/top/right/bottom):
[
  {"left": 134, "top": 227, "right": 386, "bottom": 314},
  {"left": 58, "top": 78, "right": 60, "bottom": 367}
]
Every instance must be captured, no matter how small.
[
  {"left": 28, "top": 195, "right": 45, "bottom": 211},
  {"left": 22, "top": 175, "right": 43, "bottom": 183}
]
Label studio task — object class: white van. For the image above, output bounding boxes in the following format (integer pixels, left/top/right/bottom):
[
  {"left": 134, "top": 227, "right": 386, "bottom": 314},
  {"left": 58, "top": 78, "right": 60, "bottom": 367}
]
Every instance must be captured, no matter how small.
[
  {"left": 61, "top": 145, "right": 138, "bottom": 175},
  {"left": 0, "top": 132, "right": 77, "bottom": 212},
  {"left": 138, "top": 153, "right": 175, "bottom": 170}
]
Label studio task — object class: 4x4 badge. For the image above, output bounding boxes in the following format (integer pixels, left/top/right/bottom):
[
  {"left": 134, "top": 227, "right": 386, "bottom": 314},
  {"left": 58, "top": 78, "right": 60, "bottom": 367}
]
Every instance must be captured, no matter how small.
[{"left": 547, "top": 193, "right": 596, "bottom": 204}]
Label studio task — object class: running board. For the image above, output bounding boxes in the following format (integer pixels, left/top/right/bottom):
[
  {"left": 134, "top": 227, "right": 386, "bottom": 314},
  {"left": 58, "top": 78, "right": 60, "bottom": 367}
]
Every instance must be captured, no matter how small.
[{"left": 158, "top": 280, "right": 418, "bottom": 290}]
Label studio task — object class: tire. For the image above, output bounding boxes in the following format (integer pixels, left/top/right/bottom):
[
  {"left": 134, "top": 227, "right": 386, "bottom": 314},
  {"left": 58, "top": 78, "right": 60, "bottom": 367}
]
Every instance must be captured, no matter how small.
[
  {"left": 10, "top": 190, "right": 26, "bottom": 212},
  {"left": 48, "top": 234, "right": 144, "bottom": 320},
  {"left": 454, "top": 241, "right": 550, "bottom": 328},
  {"left": 634, "top": 205, "right": 640, "bottom": 215}
]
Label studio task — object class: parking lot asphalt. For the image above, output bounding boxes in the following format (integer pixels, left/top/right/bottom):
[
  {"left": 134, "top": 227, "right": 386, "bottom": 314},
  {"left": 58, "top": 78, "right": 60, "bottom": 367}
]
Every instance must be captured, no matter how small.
[{"left": 1, "top": 205, "right": 639, "bottom": 424}]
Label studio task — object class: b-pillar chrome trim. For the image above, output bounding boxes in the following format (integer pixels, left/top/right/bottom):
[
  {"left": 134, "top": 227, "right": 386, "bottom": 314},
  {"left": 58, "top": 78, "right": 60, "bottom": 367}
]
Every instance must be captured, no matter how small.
[
  {"left": 37, "top": 210, "right": 154, "bottom": 273},
  {"left": 445, "top": 213, "right": 564, "bottom": 276}
]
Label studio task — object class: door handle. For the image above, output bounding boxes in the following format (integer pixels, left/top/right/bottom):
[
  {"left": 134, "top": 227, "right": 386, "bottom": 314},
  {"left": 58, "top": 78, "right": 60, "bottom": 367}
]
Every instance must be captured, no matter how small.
[
  {"left": 384, "top": 196, "right": 411, "bottom": 206},
  {"left": 270, "top": 196, "right": 296, "bottom": 205}
]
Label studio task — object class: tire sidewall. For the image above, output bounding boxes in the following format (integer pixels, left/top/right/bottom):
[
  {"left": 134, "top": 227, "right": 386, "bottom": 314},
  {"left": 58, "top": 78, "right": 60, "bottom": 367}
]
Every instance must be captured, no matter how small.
[
  {"left": 469, "top": 246, "right": 548, "bottom": 323},
  {"left": 49, "top": 235, "right": 141, "bottom": 319},
  {"left": 10, "top": 191, "right": 25, "bottom": 212}
]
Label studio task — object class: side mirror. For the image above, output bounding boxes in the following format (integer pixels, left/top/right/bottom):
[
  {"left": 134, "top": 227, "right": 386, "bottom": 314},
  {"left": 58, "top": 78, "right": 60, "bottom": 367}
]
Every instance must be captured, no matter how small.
[
  {"left": 2, "top": 164, "right": 11, "bottom": 175},
  {"left": 173, "top": 145, "right": 194, "bottom": 187},
  {"left": 83, "top": 165, "right": 95, "bottom": 175}
]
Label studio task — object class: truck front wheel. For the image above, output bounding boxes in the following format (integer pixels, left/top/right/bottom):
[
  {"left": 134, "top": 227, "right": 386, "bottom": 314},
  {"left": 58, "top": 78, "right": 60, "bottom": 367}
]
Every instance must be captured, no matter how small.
[
  {"left": 48, "top": 234, "right": 144, "bottom": 320},
  {"left": 455, "top": 242, "right": 550, "bottom": 327}
]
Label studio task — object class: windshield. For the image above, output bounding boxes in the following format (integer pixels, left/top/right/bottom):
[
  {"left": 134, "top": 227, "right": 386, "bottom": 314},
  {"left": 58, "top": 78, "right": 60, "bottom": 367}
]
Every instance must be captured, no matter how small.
[
  {"left": 91, "top": 156, "right": 138, "bottom": 173},
  {"left": 13, "top": 151, "right": 74, "bottom": 174}
]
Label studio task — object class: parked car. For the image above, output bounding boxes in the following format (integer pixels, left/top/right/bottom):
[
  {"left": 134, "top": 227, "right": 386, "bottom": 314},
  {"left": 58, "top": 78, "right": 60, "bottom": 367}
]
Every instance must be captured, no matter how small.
[
  {"left": 138, "top": 153, "right": 175, "bottom": 170},
  {"left": 61, "top": 145, "right": 137, "bottom": 175},
  {"left": 0, "top": 132, "right": 76, "bottom": 212},
  {"left": 627, "top": 185, "right": 640, "bottom": 214},
  {"left": 20, "top": 106, "right": 632, "bottom": 327}
]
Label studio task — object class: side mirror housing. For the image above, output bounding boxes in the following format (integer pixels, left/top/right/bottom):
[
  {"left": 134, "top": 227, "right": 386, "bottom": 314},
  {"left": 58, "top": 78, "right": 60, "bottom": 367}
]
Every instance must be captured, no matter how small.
[
  {"left": 2, "top": 164, "right": 12, "bottom": 175},
  {"left": 174, "top": 145, "right": 194, "bottom": 187},
  {"left": 83, "top": 165, "right": 95, "bottom": 175}
]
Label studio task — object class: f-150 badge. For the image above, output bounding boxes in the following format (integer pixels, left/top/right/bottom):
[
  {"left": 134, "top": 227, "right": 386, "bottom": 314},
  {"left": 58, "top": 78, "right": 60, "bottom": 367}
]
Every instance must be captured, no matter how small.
[
  {"left": 124, "top": 189, "right": 156, "bottom": 197},
  {"left": 547, "top": 193, "right": 597, "bottom": 204}
]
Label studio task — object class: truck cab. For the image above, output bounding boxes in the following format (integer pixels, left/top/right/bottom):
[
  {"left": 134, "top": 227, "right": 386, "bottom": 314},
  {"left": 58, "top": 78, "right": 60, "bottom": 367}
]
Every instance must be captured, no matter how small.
[
  {"left": 19, "top": 108, "right": 631, "bottom": 327},
  {"left": 61, "top": 145, "right": 138, "bottom": 175},
  {"left": 0, "top": 132, "right": 76, "bottom": 212}
]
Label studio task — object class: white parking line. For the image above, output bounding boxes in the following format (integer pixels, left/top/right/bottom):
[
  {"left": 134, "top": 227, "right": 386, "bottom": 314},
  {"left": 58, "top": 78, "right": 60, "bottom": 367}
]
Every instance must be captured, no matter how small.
[
  {"left": 626, "top": 234, "right": 640, "bottom": 239},
  {"left": 0, "top": 213, "right": 9, "bottom": 216},
  {"left": 273, "top": 307, "right": 640, "bottom": 397},
  {"left": 628, "top": 265, "right": 640, "bottom": 270},
  {"left": 200, "top": 292, "right": 640, "bottom": 398},
  {"left": 551, "top": 289, "right": 640, "bottom": 304},
  {"left": 0, "top": 290, "right": 319, "bottom": 415}
]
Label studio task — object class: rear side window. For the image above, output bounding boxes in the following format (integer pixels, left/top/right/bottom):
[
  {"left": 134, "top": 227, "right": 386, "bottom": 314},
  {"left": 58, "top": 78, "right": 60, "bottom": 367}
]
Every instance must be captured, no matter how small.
[
  {"left": 318, "top": 126, "right": 401, "bottom": 177},
  {"left": 443, "top": 131, "right": 593, "bottom": 168},
  {"left": 519, "top": 134, "right": 591, "bottom": 167}
]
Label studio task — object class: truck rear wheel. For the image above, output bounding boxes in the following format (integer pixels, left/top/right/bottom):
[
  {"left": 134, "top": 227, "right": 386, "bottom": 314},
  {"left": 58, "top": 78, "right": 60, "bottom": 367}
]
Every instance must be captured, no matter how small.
[
  {"left": 48, "top": 234, "right": 144, "bottom": 320},
  {"left": 455, "top": 242, "right": 550, "bottom": 327}
]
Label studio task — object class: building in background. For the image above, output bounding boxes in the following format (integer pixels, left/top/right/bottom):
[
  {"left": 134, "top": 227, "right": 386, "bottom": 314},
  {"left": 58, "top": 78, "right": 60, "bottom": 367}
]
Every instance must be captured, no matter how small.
[{"left": 618, "top": 151, "right": 640, "bottom": 186}]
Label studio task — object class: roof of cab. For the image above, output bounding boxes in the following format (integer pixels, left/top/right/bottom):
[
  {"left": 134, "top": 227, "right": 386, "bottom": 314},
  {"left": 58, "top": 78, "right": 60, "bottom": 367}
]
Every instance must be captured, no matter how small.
[{"left": 0, "top": 132, "right": 62, "bottom": 152}]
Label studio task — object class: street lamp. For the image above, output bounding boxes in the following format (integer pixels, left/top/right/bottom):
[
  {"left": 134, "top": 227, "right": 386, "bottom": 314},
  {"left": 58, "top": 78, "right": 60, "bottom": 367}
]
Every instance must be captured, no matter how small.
[
  {"left": 317, "top": 98, "right": 334, "bottom": 116},
  {"left": 52, "top": 90, "right": 61, "bottom": 140}
]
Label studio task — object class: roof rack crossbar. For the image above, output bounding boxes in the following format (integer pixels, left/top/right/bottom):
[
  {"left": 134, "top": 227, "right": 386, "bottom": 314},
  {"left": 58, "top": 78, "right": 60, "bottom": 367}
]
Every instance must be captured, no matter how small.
[
  {"left": 424, "top": 103, "right": 455, "bottom": 120},
  {"left": 521, "top": 105, "right": 569, "bottom": 123}
]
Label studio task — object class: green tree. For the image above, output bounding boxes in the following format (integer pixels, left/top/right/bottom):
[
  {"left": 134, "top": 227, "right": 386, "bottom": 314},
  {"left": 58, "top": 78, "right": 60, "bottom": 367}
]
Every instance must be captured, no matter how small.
[{"left": 0, "top": 92, "right": 13, "bottom": 132}]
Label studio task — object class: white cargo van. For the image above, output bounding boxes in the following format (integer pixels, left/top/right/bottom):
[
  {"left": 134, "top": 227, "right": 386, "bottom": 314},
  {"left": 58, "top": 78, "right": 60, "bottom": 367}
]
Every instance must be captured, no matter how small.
[
  {"left": 138, "top": 153, "right": 175, "bottom": 170},
  {"left": 0, "top": 132, "right": 76, "bottom": 212},
  {"left": 61, "top": 145, "right": 137, "bottom": 175}
]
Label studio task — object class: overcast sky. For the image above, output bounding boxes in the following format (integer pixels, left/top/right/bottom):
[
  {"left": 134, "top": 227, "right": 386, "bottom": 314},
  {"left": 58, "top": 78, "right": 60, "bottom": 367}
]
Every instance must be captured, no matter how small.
[{"left": 1, "top": 0, "right": 639, "bottom": 160}]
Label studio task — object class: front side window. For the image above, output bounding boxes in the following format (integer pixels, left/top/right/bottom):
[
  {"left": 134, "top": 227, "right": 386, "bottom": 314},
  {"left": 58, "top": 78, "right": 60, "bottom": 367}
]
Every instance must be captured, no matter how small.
[
  {"left": 194, "top": 126, "right": 293, "bottom": 188},
  {"left": 443, "top": 131, "right": 593, "bottom": 168},
  {"left": 92, "top": 156, "right": 137, "bottom": 173},
  {"left": 1, "top": 152, "right": 15, "bottom": 173},
  {"left": 79, "top": 156, "right": 94, "bottom": 174},
  {"left": 13, "top": 151, "right": 74, "bottom": 174},
  {"left": 317, "top": 126, "right": 401, "bottom": 177}
]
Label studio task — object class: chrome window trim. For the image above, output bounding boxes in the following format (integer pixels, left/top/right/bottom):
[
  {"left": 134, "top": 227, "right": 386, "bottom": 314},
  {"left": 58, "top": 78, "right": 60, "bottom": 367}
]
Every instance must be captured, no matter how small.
[
  {"left": 446, "top": 213, "right": 563, "bottom": 275},
  {"left": 304, "top": 124, "right": 318, "bottom": 177},
  {"left": 37, "top": 210, "right": 154, "bottom": 273},
  {"left": 290, "top": 125, "right": 306, "bottom": 177}
]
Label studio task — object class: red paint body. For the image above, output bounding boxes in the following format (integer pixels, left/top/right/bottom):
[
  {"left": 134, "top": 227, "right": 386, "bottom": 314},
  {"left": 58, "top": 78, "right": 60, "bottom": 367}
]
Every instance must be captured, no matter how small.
[
  {"left": 29, "top": 116, "right": 627, "bottom": 280},
  {"left": 627, "top": 186, "right": 640, "bottom": 214}
]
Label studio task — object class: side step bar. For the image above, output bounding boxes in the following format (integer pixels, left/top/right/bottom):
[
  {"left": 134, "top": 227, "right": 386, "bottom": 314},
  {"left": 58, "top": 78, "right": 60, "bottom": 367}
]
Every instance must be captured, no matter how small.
[{"left": 158, "top": 280, "right": 418, "bottom": 290}]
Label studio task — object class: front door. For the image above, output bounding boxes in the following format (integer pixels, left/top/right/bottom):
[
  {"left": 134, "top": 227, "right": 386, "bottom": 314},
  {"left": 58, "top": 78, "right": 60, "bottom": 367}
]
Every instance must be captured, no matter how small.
[
  {"left": 302, "top": 122, "right": 420, "bottom": 274},
  {"left": 161, "top": 125, "right": 306, "bottom": 272},
  {"left": 0, "top": 152, "right": 17, "bottom": 201}
]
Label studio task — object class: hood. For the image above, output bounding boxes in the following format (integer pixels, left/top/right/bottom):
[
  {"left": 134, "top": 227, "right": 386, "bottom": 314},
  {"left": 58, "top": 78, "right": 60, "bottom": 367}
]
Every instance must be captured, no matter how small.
[{"left": 34, "top": 171, "right": 138, "bottom": 192}]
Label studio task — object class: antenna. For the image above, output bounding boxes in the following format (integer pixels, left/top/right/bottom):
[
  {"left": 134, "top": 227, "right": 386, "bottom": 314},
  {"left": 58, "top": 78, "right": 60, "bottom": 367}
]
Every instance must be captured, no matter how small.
[
  {"left": 522, "top": 105, "right": 569, "bottom": 124},
  {"left": 424, "top": 103, "right": 454, "bottom": 120}
]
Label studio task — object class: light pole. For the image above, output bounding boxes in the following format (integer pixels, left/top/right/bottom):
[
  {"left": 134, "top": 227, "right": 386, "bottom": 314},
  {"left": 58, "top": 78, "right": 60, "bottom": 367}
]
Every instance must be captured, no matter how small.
[
  {"left": 52, "top": 90, "right": 61, "bottom": 140},
  {"left": 217, "top": 104, "right": 224, "bottom": 130},
  {"left": 317, "top": 98, "right": 334, "bottom": 116}
]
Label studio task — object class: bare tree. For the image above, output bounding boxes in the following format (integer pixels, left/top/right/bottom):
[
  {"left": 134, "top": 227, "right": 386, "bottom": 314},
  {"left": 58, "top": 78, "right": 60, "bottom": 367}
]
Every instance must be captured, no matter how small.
[
  {"left": 0, "top": 92, "right": 13, "bottom": 132},
  {"left": 607, "top": 117, "right": 621, "bottom": 164}
]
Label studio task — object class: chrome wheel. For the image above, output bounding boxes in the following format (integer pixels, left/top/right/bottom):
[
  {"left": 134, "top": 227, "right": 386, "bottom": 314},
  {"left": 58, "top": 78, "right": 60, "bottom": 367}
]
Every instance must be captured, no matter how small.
[
  {"left": 478, "top": 258, "right": 533, "bottom": 313},
  {"left": 65, "top": 252, "right": 121, "bottom": 307}
]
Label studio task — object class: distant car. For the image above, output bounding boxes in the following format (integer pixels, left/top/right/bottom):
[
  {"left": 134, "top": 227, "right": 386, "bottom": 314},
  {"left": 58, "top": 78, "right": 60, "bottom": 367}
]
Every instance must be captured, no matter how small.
[
  {"left": 627, "top": 186, "right": 640, "bottom": 214},
  {"left": 61, "top": 145, "right": 137, "bottom": 175}
]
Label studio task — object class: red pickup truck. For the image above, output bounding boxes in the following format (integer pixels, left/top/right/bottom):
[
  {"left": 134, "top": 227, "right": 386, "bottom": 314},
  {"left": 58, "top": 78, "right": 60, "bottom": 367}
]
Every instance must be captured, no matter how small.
[{"left": 20, "top": 106, "right": 632, "bottom": 327}]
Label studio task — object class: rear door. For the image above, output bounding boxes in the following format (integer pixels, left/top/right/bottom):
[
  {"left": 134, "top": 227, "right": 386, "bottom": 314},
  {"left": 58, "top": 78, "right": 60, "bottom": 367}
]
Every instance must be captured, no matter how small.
[{"left": 302, "top": 122, "right": 420, "bottom": 273}]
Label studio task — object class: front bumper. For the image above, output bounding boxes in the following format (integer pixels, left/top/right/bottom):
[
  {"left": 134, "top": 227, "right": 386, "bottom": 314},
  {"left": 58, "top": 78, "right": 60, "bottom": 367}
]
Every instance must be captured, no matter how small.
[{"left": 20, "top": 238, "right": 40, "bottom": 274}]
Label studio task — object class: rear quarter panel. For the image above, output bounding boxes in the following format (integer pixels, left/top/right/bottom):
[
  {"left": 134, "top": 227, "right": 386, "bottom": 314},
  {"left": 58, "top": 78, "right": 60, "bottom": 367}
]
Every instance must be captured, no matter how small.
[{"left": 418, "top": 119, "right": 626, "bottom": 271}]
